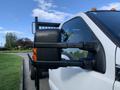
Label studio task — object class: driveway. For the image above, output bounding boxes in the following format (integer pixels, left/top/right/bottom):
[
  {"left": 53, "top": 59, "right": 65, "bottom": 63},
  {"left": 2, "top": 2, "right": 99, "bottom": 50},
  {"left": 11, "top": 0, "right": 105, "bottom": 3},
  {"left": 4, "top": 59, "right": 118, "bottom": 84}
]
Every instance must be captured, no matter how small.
[{"left": 16, "top": 53, "right": 50, "bottom": 90}]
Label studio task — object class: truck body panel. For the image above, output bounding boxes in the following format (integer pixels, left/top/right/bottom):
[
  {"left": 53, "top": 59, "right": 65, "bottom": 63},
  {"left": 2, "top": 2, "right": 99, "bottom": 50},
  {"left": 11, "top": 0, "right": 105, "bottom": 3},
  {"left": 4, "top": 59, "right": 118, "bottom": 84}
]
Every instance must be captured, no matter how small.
[
  {"left": 116, "top": 48, "right": 120, "bottom": 65},
  {"left": 114, "top": 81, "right": 120, "bottom": 90},
  {"left": 49, "top": 13, "right": 116, "bottom": 90}
]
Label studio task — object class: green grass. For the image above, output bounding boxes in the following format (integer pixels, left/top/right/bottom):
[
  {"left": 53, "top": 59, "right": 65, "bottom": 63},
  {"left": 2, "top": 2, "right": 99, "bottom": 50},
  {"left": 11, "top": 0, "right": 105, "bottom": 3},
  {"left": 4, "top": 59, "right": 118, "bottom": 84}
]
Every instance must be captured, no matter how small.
[{"left": 0, "top": 53, "right": 22, "bottom": 90}]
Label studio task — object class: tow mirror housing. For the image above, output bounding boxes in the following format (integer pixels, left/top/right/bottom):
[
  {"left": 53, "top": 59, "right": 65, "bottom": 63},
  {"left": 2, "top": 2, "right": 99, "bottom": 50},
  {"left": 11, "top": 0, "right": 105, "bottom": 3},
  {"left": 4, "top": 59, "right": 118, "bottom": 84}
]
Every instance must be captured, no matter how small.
[{"left": 31, "top": 28, "right": 98, "bottom": 69}]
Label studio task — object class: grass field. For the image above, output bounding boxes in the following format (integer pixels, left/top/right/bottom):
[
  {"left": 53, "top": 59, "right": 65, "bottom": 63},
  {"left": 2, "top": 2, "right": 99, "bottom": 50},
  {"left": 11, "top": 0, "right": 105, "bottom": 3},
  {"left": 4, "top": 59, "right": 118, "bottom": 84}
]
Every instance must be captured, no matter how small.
[{"left": 0, "top": 53, "right": 22, "bottom": 90}]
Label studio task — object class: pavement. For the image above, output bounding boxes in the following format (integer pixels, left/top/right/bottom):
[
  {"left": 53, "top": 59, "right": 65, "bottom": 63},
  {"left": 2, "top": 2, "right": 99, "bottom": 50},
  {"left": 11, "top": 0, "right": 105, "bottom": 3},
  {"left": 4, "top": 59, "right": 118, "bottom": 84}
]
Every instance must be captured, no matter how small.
[{"left": 16, "top": 53, "right": 50, "bottom": 90}]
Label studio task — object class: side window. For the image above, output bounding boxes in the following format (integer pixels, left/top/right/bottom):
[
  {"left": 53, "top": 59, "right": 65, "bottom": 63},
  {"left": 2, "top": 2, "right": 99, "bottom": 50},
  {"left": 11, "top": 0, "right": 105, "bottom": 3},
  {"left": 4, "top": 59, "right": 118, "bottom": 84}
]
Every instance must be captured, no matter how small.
[
  {"left": 62, "top": 17, "right": 106, "bottom": 73},
  {"left": 62, "top": 17, "right": 96, "bottom": 60}
]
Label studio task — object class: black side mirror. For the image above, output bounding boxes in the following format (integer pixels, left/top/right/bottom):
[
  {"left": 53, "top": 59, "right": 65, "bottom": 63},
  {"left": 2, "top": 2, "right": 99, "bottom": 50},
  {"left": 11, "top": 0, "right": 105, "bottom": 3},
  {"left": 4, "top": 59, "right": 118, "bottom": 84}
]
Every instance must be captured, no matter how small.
[{"left": 32, "top": 29, "right": 98, "bottom": 69}]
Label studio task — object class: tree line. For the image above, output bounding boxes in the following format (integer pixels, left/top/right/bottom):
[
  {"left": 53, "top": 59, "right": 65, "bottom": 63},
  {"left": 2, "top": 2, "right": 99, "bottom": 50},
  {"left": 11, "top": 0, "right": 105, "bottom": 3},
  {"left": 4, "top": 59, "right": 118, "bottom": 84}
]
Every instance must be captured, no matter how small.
[{"left": 5, "top": 33, "right": 33, "bottom": 50}]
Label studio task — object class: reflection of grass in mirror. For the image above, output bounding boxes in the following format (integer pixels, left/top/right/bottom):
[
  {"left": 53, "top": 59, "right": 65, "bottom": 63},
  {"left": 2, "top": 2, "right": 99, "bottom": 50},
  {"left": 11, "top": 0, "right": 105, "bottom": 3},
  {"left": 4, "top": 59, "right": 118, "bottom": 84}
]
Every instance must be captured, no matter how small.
[
  {"left": 70, "top": 50, "right": 88, "bottom": 60},
  {"left": 0, "top": 53, "right": 22, "bottom": 90}
]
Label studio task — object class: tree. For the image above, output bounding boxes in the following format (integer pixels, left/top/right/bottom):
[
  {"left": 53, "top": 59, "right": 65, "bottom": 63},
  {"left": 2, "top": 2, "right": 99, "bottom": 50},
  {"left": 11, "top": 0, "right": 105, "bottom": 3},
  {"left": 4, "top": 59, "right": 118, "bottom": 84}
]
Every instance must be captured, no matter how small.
[
  {"left": 16, "top": 38, "right": 33, "bottom": 49},
  {"left": 5, "top": 33, "right": 17, "bottom": 49}
]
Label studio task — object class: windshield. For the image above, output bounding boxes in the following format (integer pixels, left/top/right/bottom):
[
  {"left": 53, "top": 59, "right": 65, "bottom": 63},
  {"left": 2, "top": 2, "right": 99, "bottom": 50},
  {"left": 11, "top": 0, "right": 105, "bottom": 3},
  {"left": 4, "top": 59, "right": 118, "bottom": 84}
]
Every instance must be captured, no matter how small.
[{"left": 87, "top": 11, "right": 120, "bottom": 46}]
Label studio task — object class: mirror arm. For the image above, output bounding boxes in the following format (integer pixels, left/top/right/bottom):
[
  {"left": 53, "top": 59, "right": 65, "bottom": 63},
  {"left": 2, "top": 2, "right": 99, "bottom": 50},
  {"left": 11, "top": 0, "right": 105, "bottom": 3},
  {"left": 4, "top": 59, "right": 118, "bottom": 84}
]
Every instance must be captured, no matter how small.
[
  {"left": 28, "top": 53, "right": 95, "bottom": 69},
  {"left": 31, "top": 60, "right": 95, "bottom": 69},
  {"left": 34, "top": 42, "right": 84, "bottom": 48},
  {"left": 34, "top": 42, "right": 98, "bottom": 52}
]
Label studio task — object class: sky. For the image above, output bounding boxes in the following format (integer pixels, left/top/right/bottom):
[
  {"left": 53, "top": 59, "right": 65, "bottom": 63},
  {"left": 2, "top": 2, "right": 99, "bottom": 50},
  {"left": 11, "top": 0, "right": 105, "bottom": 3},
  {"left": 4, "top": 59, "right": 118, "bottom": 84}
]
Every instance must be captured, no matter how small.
[{"left": 0, "top": 0, "right": 120, "bottom": 46}]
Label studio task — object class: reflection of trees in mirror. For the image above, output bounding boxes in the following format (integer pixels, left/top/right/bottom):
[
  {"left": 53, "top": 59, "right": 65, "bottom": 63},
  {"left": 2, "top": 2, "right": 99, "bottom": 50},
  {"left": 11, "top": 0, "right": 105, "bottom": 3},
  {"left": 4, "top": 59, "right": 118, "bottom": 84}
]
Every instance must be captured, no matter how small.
[
  {"left": 63, "top": 49, "right": 88, "bottom": 60},
  {"left": 66, "top": 32, "right": 73, "bottom": 42},
  {"left": 70, "top": 50, "right": 88, "bottom": 60}
]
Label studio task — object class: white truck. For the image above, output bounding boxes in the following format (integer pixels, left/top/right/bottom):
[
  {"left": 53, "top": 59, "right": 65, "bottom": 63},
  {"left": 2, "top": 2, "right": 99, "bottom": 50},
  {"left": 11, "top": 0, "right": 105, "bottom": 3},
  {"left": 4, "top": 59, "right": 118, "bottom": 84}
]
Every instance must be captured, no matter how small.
[{"left": 29, "top": 10, "right": 120, "bottom": 90}]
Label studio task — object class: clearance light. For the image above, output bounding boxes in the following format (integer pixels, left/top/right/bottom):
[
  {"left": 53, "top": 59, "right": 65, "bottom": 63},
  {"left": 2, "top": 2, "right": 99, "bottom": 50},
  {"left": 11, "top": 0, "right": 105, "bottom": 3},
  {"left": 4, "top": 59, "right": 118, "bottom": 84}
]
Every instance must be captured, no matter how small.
[
  {"left": 91, "top": 8, "right": 97, "bottom": 11},
  {"left": 111, "top": 8, "right": 116, "bottom": 11},
  {"left": 32, "top": 48, "right": 37, "bottom": 62}
]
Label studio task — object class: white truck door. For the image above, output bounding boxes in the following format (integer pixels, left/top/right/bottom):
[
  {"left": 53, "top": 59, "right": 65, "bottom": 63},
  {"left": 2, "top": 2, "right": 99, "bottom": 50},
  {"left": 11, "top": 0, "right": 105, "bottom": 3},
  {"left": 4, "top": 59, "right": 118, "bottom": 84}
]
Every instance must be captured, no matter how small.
[
  {"left": 49, "top": 14, "right": 116, "bottom": 90},
  {"left": 114, "top": 47, "right": 120, "bottom": 90}
]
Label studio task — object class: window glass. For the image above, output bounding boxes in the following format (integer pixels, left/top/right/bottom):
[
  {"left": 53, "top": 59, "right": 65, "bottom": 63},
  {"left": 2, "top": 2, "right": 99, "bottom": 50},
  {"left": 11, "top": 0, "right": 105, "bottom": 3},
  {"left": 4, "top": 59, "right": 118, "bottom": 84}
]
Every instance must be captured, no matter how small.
[
  {"left": 62, "top": 17, "right": 96, "bottom": 60},
  {"left": 87, "top": 11, "right": 120, "bottom": 45}
]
